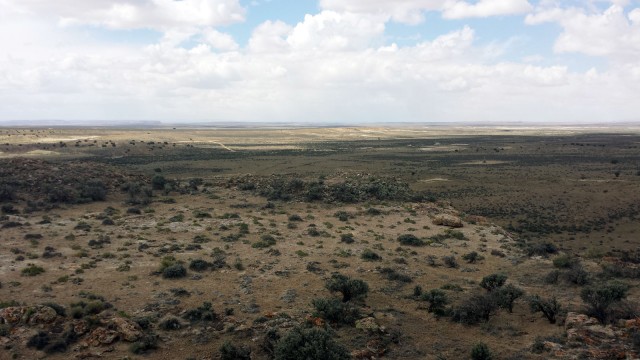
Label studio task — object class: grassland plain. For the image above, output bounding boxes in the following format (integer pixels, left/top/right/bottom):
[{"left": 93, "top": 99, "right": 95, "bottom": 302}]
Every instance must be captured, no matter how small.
[{"left": 1, "top": 126, "right": 640, "bottom": 359}]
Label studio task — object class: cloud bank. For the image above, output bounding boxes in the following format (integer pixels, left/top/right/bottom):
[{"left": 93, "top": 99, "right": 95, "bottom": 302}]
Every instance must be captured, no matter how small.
[{"left": 0, "top": 0, "right": 638, "bottom": 123}]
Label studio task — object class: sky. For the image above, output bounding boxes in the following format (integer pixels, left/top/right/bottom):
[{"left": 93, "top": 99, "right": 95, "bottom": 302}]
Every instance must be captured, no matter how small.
[{"left": 0, "top": 0, "right": 639, "bottom": 124}]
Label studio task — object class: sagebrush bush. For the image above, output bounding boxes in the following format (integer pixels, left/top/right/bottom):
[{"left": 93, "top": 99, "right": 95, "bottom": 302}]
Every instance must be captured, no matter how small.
[
  {"left": 325, "top": 274, "right": 369, "bottom": 302},
  {"left": 581, "top": 282, "right": 629, "bottom": 323},
  {"left": 528, "top": 295, "right": 563, "bottom": 324},
  {"left": 480, "top": 273, "right": 507, "bottom": 292},
  {"left": 274, "top": 326, "right": 350, "bottom": 360},
  {"left": 162, "top": 264, "right": 187, "bottom": 279},
  {"left": 312, "top": 297, "right": 361, "bottom": 325},
  {"left": 398, "top": 234, "right": 425, "bottom": 246}
]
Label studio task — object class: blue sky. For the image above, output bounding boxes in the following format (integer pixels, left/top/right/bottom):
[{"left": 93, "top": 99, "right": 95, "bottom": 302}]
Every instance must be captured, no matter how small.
[{"left": 0, "top": 0, "right": 639, "bottom": 123}]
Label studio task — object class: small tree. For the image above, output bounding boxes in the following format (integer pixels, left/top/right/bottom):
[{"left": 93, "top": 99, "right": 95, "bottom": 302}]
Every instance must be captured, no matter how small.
[
  {"left": 462, "top": 251, "right": 483, "bottom": 264},
  {"left": 580, "top": 282, "right": 629, "bottom": 323},
  {"left": 528, "top": 295, "right": 562, "bottom": 324},
  {"left": 421, "top": 289, "right": 449, "bottom": 315},
  {"left": 325, "top": 274, "right": 369, "bottom": 302},
  {"left": 451, "top": 294, "right": 498, "bottom": 324},
  {"left": 495, "top": 284, "right": 524, "bottom": 313},
  {"left": 480, "top": 273, "right": 507, "bottom": 292}
]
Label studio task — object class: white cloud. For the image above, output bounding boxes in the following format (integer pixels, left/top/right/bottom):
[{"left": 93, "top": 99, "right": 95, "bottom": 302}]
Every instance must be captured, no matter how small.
[
  {"left": 5, "top": 0, "right": 246, "bottom": 30},
  {"left": 526, "top": 4, "right": 640, "bottom": 62},
  {"left": 1, "top": 1, "right": 639, "bottom": 124},
  {"left": 443, "top": 0, "right": 533, "bottom": 19}
]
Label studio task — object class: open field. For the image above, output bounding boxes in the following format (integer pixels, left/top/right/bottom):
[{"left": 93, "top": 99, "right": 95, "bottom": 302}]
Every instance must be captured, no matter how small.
[{"left": 1, "top": 126, "right": 640, "bottom": 359}]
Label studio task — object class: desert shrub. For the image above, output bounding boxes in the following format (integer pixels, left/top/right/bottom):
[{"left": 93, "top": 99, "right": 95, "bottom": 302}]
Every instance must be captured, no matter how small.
[
  {"left": 253, "top": 234, "right": 277, "bottom": 248},
  {"left": 162, "top": 264, "right": 187, "bottom": 279},
  {"left": 451, "top": 294, "right": 498, "bottom": 324},
  {"left": 183, "top": 302, "right": 217, "bottom": 322},
  {"left": 334, "top": 211, "right": 351, "bottom": 222},
  {"left": 151, "top": 175, "right": 167, "bottom": 190},
  {"left": 553, "top": 254, "right": 578, "bottom": 269},
  {"left": 304, "top": 181, "right": 325, "bottom": 201},
  {"left": 312, "top": 298, "right": 361, "bottom": 326},
  {"left": 127, "top": 207, "right": 141, "bottom": 214},
  {"left": 526, "top": 242, "right": 558, "bottom": 257},
  {"left": 420, "top": 289, "right": 449, "bottom": 315},
  {"left": 189, "top": 259, "right": 210, "bottom": 272},
  {"left": 159, "top": 316, "right": 182, "bottom": 330},
  {"left": 220, "top": 341, "right": 251, "bottom": 360},
  {"left": 544, "top": 270, "right": 560, "bottom": 284},
  {"left": 495, "top": 284, "right": 525, "bottom": 313},
  {"left": 1, "top": 204, "right": 18, "bottom": 214},
  {"left": 480, "top": 274, "right": 507, "bottom": 292},
  {"left": 22, "top": 264, "right": 45, "bottom": 276},
  {"left": 565, "top": 265, "right": 590, "bottom": 286},
  {"left": 288, "top": 214, "right": 303, "bottom": 222},
  {"left": 42, "top": 302, "right": 66, "bottom": 317},
  {"left": 462, "top": 251, "right": 483, "bottom": 263},
  {"left": 130, "top": 333, "right": 158, "bottom": 354},
  {"left": 325, "top": 274, "right": 369, "bottom": 302},
  {"left": 340, "top": 233, "right": 355, "bottom": 244},
  {"left": 0, "top": 183, "right": 16, "bottom": 201},
  {"left": 442, "top": 255, "right": 458, "bottom": 268},
  {"left": 27, "top": 331, "right": 50, "bottom": 350},
  {"left": 361, "top": 249, "right": 382, "bottom": 261},
  {"left": 274, "top": 326, "right": 350, "bottom": 360},
  {"left": 528, "top": 295, "right": 562, "bottom": 324},
  {"left": 366, "top": 207, "right": 382, "bottom": 215},
  {"left": 80, "top": 179, "right": 107, "bottom": 202},
  {"left": 471, "top": 342, "right": 493, "bottom": 360},
  {"left": 581, "top": 282, "right": 629, "bottom": 323},
  {"left": 380, "top": 267, "right": 412, "bottom": 283},
  {"left": 397, "top": 234, "right": 425, "bottom": 246}
]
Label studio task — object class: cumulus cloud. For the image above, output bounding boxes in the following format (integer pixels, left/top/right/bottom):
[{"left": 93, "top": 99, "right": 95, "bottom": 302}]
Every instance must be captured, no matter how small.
[
  {"left": 443, "top": 0, "right": 533, "bottom": 19},
  {"left": 526, "top": 4, "right": 640, "bottom": 62},
  {"left": 0, "top": 1, "right": 639, "bottom": 123},
  {"left": 5, "top": 0, "right": 246, "bottom": 30}
]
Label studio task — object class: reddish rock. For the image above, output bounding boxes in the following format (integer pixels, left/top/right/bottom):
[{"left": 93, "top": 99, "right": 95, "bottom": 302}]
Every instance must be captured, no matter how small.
[{"left": 109, "top": 317, "right": 142, "bottom": 342}]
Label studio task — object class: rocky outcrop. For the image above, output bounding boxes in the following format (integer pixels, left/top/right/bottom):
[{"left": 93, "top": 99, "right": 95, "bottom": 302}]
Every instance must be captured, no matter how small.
[
  {"left": 432, "top": 214, "right": 463, "bottom": 228},
  {"left": 0, "top": 306, "right": 57, "bottom": 325}
]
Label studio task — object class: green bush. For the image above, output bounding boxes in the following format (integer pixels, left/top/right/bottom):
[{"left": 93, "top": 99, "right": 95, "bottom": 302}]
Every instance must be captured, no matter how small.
[
  {"left": 528, "top": 295, "right": 562, "bottom": 324},
  {"left": 325, "top": 274, "right": 369, "bottom": 302},
  {"left": 312, "top": 297, "right": 361, "bottom": 326},
  {"left": 189, "top": 259, "right": 210, "bottom": 272},
  {"left": 158, "top": 316, "right": 182, "bottom": 330},
  {"left": 581, "top": 282, "right": 629, "bottom": 323},
  {"left": 130, "top": 333, "right": 158, "bottom": 354},
  {"left": 162, "top": 264, "right": 187, "bottom": 279},
  {"left": 471, "top": 342, "right": 493, "bottom": 360},
  {"left": 340, "top": 233, "right": 355, "bottom": 244},
  {"left": 462, "top": 251, "right": 483, "bottom": 263},
  {"left": 398, "top": 234, "right": 425, "bottom": 246},
  {"left": 480, "top": 274, "right": 507, "bottom": 292},
  {"left": 451, "top": 294, "right": 497, "bottom": 324},
  {"left": 274, "top": 327, "right": 350, "bottom": 360},
  {"left": 420, "top": 289, "right": 449, "bottom": 314},
  {"left": 22, "top": 264, "right": 45, "bottom": 276},
  {"left": 495, "top": 284, "right": 524, "bottom": 313},
  {"left": 361, "top": 249, "right": 382, "bottom": 261},
  {"left": 220, "top": 341, "right": 251, "bottom": 360}
]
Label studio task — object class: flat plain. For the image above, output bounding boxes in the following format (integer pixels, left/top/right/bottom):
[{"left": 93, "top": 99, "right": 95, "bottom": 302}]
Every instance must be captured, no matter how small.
[{"left": 1, "top": 125, "right": 640, "bottom": 360}]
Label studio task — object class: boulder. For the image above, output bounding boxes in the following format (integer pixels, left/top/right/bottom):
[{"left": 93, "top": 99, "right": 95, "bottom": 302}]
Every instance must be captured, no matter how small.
[
  {"left": 110, "top": 317, "right": 142, "bottom": 342},
  {"left": 432, "top": 214, "right": 463, "bottom": 228}
]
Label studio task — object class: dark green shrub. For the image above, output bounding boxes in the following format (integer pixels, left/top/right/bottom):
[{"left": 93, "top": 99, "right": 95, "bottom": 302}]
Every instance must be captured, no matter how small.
[
  {"left": 581, "top": 282, "right": 629, "bottom": 323},
  {"left": 544, "top": 270, "right": 560, "bottom": 284},
  {"left": 183, "top": 302, "right": 217, "bottom": 322},
  {"left": 361, "top": 249, "right": 382, "bottom": 261},
  {"left": 495, "top": 284, "right": 524, "bottom": 313},
  {"left": 22, "top": 264, "right": 45, "bottom": 276},
  {"left": 553, "top": 254, "right": 578, "bottom": 269},
  {"left": 325, "top": 274, "right": 369, "bottom": 302},
  {"left": 451, "top": 294, "right": 497, "bottom": 324},
  {"left": 420, "top": 289, "right": 449, "bottom": 314},
  {"left": 130, "top": 333, "right": 158, "bottom": 354},
  {"left": 0, "top": 183, "right": 16, "bottom": 201},
  {"left": 526, "top": 242, "right": 558, "bottom": 257},
  {"left": 480, "top": 274, "right": 507, "bottom": 292},
  {"left": 398, "top": 234, "right": 425, "bottom": 246},
  {"left": 288, "top": 214, "right": 303, "bottom": 222},
  {"left": 340, "top": 233, "right": 355, "bottom": 244},
  {"left": 151, "top": 175, "right": 167, "bottom": 190},
  {"left": 80, "top": 180, "right": 107, "bottom": 201},
  {"left": 528, "top": 295, "right": 562, "bottom": 324},
  {"left": 312, "top": 297, "right": 361, "bottom": 325},
  {"left": 162, "top": 264, "right": 187, "bottom": 279},
  {"left": 380, "top": 267, "right": 412, "bottom": 283},
  {"left": 159, "top": 316, "right": 182, "bottom": 330},
  {"left": 42, "top": 302, "right": 66, "bottom": 317},
  {"left": 334, "top": 211, "right": 351, "bottom": 222},
  {"left": 462, "top": 251, "right": 483, "bottom": 263},
  {"left": 189, "top": 259, "right": 210, "bottom": 272},
  {"left": 442, "top": 255, "right": 458, "bottom": 268},
  {"left": 253, "top": 234, "right": 277, "bottom": 248},
  {"left": 27, "top": 331, "right": 50, "bottom": 350},
  {"left": 220, "top": 341, "right": 251, "bottom": 360},
  {"left": 471, "top": 342, "right": 493, "bottom": 360},
  {"left": 274, "top": 327, "right": 350, "bottom": 360}
]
